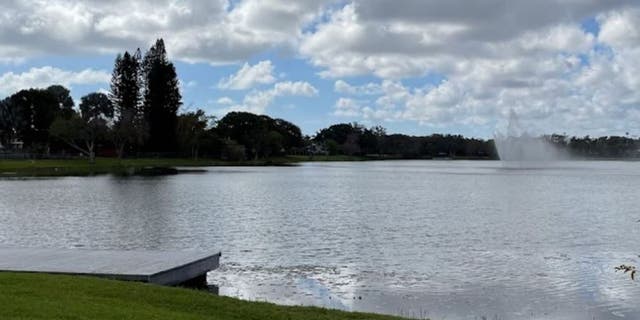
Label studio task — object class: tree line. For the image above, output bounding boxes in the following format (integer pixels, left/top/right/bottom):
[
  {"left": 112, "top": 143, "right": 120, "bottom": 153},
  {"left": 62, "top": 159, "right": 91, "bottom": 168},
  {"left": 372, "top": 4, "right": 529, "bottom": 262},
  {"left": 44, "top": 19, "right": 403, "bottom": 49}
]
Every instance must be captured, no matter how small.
[
  {"left": 0, "top": 39, "right": 307, "bottom": 162},
  {"left": 312, "top": 123, "right": 496, "bottom": 159},
  {"left": 0, "top": 40, "right": 639, "bottom": 161},
  {"left": 312, "top": 127, "right": 640, "bottom": 159},
  {"left": 545, "top": 133, "right": 640, "bottom": 159},
  {"left": 0, "top": 39, "right": 183, "bottom": 162}
]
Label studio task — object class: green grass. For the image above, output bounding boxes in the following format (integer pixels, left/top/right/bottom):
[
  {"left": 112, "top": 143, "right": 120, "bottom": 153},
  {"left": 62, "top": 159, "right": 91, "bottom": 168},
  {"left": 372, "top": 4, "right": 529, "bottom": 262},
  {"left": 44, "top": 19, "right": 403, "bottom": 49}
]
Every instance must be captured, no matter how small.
[
  {"left": 285, "top": 155, "right": 370, "bottom": 162},
  {"left": 0, "top": 272, "right": 409, "bottom": 320},
  {"left": 0, "top": 157, "right": 296, "bottom": 177},
  {"left": 0, "top": 155, "right": 383, "bottom": 177},
  {"left": 0, "top": 154, "right": 459, "bottom": 177}
]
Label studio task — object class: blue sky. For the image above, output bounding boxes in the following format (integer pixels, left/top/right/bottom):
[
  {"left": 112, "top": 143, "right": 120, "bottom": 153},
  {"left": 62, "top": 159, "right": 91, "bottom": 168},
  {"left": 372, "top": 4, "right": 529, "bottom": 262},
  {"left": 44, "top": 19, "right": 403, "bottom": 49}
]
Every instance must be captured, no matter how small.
[{"left": 0, "top": 1, "right": 639, "bottom": 138}]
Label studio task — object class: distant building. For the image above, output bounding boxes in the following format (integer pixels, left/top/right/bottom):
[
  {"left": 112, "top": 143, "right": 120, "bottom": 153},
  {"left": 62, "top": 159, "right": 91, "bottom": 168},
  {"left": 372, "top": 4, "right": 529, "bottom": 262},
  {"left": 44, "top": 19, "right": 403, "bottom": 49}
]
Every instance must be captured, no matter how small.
[
  {"left": 0, "top": 139, "right": 24, "bottom": 150},
  {"left": 305, "top": 143, "right": 329, "bottom": 155},
  {"left": 434, "top": 151, "right": 451, "bottom": 159}
]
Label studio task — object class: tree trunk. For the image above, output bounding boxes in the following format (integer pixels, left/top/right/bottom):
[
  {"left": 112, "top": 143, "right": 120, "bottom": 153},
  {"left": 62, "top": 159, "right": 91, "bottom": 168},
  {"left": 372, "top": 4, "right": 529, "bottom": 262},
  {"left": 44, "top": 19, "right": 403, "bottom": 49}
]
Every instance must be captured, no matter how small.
[
  {"left": 86, "top": 141, "right": 95, "bottom": 164},
  {"left": 116, "top": 143, "right": 125, "bottom": 159}
]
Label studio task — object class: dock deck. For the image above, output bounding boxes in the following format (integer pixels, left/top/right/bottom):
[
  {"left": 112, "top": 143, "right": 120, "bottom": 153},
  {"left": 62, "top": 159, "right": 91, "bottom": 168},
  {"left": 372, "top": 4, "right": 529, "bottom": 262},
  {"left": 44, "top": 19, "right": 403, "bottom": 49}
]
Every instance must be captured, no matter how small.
[{"left": 0, "top": 247, "right": 221, "bottom": 286}]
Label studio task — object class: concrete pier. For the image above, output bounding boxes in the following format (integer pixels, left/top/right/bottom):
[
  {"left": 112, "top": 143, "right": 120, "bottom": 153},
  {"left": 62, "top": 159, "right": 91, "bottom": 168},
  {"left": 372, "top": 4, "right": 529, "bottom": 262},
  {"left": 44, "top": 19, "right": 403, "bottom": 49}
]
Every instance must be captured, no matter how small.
[{"left": 0, "top": 247, "right": 221, "bottom": 286}]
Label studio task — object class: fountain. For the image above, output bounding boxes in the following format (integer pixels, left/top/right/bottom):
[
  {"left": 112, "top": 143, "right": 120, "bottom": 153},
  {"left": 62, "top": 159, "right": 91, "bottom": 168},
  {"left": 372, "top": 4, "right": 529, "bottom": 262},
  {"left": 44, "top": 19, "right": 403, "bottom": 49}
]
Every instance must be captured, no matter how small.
[{"left": 494, "top": 110, "right": 565, "bottom": 163}]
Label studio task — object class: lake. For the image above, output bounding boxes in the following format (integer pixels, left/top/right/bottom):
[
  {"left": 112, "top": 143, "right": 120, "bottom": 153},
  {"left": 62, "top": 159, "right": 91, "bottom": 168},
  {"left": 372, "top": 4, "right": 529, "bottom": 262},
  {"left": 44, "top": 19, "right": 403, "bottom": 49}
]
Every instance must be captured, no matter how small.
[{"left": 1, "top": 160, "right": 640, "bottom": 319}]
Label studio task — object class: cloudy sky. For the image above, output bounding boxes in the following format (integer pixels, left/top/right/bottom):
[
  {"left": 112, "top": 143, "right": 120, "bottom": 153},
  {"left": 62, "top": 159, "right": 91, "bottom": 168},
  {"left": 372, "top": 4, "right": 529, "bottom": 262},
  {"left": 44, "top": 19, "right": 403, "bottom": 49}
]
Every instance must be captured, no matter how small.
[{"left": 0, "top": 0, "right": 639, "bottom": 137}]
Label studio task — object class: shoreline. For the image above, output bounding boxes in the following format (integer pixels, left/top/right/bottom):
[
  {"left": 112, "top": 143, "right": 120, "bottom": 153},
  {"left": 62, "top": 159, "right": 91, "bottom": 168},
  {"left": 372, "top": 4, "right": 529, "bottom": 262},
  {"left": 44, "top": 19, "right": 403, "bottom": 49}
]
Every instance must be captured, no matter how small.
[
  {"left": 0, "top": 272, "right": 409, "bottom": 320},
  {"left": 1, "top": 156, "right": 635, "bottom": 178},
  {"left": 0, "top": 156, "right": 494, "bottom": 177}
]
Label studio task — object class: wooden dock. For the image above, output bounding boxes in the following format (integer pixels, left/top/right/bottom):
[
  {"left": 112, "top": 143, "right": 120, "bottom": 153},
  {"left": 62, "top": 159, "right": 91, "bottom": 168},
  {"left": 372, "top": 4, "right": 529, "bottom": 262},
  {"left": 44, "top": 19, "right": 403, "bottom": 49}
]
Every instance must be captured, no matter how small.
[{"left": 0, "top": 247, "right": 221, "bottom": 286}]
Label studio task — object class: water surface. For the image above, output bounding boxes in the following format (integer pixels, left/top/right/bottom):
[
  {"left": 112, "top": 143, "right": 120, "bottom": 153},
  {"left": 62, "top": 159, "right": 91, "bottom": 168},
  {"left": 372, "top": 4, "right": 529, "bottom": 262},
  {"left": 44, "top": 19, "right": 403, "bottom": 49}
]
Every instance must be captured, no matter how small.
[{"left": 1, "top": 161, "right": 639, "bottom": 319}]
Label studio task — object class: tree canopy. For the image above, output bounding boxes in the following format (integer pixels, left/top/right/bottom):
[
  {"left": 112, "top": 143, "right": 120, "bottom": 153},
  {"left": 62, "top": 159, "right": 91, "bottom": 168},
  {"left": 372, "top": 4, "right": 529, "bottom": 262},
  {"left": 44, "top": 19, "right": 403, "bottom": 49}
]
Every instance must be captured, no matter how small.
[
  {"left": 217, "top": 112, "right": 304, "bottom": 159},
  {"left": 143, "top": 39, "right": 182, "bottom": 152}
]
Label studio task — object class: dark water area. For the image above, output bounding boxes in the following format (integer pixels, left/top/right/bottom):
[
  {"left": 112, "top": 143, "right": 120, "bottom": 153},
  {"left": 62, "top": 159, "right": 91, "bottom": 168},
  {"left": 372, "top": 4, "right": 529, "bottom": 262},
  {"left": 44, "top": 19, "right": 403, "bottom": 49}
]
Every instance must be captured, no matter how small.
[{"left": 1, "top": 160, "right": 639, "bottom": 319}]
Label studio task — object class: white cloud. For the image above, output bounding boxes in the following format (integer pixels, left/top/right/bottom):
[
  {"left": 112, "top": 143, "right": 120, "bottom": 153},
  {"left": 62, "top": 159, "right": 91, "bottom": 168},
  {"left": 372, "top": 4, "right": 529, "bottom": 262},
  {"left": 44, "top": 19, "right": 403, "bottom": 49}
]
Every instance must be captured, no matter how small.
[
  {"left": 178, "top": 79, "right": 198, "bottom": 91},
  {"left": 223, "top": 81, "right": 318, "bottom": 114},
  {"left": 272, "top": 81, "right": 318, "bottom": 96},
  {"left": 0, "top": 0, "right": 332, "bottom": 64},
  {"left": 300, "top": 2, "right": 614, "bottom": 78},
  {"left": 598, "top": 8, "right": 640, "bottom": 49},
  {"left": 0, "top": 66, "right": 110, "bottom": 96},
  {"left": 216, "top": 97, "right": 235, "bottom": 105},
  {"left": 333, "top": 98, "right": 365, "bottom": 117},
  {"left": 334, "top": 80, "right": 382, "bottom": 95},
  {"left": 218, "top": 60, "right": 276, "bottom": 90},
  {"left": 303, "top": 2, "right": 640, "bottom": 136},
  {"left": 516, "top": 24, "right": 595, "bottom": 53},
  {"left": 331, "top": 47, "right": 640, "bottom": 136},
  {"left": 333, "top": 95, "right": 402, "bottom": 122}
]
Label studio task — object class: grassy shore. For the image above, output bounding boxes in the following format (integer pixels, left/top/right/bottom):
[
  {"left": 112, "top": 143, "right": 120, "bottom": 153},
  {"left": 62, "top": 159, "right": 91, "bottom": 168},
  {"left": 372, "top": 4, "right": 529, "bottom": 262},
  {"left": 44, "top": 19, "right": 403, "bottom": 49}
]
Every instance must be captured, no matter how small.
[
  {"left": 0, "top": 272, "right": 408, "bottom": 320},
  {"left": 0, "top": 156, "right": 376, "bottom": 177},
  {"left": 0, "top": 157, "right": 285, "bottom": 177},
  {"left": 0, "top": 154, "right": 492, "bottom": 177}
]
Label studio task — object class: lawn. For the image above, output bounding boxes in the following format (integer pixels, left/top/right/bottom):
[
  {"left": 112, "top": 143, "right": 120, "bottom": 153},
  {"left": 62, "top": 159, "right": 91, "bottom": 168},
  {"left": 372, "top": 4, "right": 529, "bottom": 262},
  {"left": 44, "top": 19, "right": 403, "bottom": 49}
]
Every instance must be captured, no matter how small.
[
  {"left": 0, "top": 272, "right": 409, "bottom": 320},
  {"left": 0, "top": 157, "right": 296, "bottom": 177},
  {"left": 0, "top": 156, "right": 379, "bottom": 177}
]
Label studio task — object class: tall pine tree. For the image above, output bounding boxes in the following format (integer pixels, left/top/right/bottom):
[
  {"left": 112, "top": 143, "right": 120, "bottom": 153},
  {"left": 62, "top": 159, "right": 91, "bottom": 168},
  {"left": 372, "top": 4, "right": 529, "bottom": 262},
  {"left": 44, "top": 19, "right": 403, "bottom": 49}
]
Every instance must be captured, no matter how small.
[
  {"left": 109, "top": 51, "right": 145, "bottom": 157},
  {"left": 142, "top": 39, "right": 182, "bottom": 152}
]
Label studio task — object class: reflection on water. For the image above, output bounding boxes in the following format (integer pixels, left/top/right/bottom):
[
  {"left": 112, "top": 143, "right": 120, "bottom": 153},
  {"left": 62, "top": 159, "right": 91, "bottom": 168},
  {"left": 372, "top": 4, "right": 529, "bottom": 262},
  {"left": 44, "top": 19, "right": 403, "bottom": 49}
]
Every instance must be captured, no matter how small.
[{"left": 1, "top": 161, "right": 640, "bottom": 319}]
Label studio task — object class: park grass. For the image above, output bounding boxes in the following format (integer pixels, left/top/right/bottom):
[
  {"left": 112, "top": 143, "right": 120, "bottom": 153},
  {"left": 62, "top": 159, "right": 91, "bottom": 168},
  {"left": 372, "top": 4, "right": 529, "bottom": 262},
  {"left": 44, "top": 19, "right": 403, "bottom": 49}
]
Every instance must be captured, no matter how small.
[
  {"left": 0, "top": 272, "right": 409, "bottom": 320},
  {"left": 0, "top": 157, "right": 291, "bottom": 177},
  {"left": 0, "top": 154, "right": 485, "bottom": 177},
  {"left": 285, "top": 155, "right": 370, "bottom": 162},
  {"left": 0, "top": 156, "right": 378, "bottom": 177}
]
